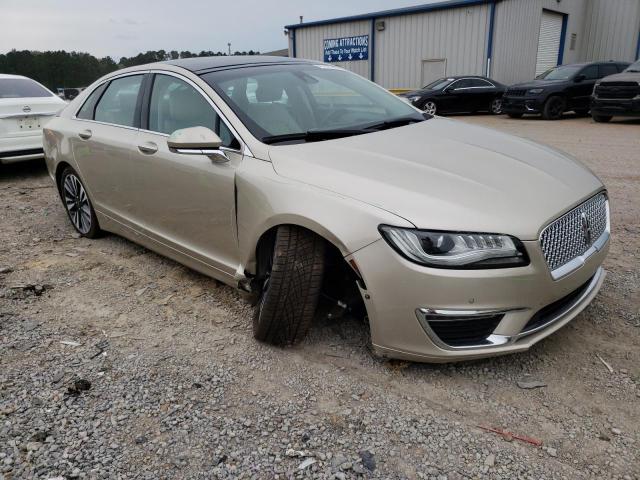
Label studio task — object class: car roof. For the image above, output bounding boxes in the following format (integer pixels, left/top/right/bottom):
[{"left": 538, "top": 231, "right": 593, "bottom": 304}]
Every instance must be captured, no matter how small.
[
  {"left": 558, "top": 61, "right": 629, "bottom": 68},
  {"left": 164, "top": 55, "right": 315, "bottom": 74}
]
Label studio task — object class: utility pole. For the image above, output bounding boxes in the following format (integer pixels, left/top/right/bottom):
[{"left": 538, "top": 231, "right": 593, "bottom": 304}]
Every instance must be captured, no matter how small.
[{"left": 227, "top": 43, "right": 231, "bottom": 56}]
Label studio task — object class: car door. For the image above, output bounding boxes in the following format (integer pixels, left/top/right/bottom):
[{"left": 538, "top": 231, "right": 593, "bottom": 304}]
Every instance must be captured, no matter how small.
[
  {"left": 569, "top": 65, "right": 599, "bottom": 110},
  {"left": 440, "top": 79, "right": 469, "bottom": 112},
  {"left": 71, "top": 73, "right": 144, "bottom": 222},
  {"left": 128, "top": 72, "right": 243, "bottom": 276},
  {"left": 465, "top": 78, "right": 497, "bottom": 111}
]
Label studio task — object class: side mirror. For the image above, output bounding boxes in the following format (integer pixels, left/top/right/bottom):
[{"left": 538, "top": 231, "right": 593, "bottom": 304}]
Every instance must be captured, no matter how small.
[
  {"left": 167, "top": 126, "right": 228, "bottom": 162},
  {"left": 574, "top": 74, "right": 586, "bottom": 83}
]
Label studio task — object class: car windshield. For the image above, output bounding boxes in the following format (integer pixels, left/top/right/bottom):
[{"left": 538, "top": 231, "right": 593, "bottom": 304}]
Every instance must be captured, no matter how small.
[
  {"left": 0, "top": 78, "right": 52, "bottom": 98},
  {"left": 537, "top": 65, "right": 583, "bottom": 80},
  {"left": 423, "top": 78, "right": 453, "bottom": 90},
  {"left": 201, "top": 64, "right": 424, "bottom": 144},
  {"left": 625, "top": 60, "right": 640, "bottom": 72}
]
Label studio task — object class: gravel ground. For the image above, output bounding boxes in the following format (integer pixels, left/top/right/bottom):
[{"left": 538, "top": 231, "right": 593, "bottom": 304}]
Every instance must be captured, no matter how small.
[{"left": 1, "top": 115, "right": 639, "bottom": 479}]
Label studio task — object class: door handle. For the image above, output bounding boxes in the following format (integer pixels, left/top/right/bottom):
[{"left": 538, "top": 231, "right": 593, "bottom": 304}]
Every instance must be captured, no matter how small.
[
  {"left": 78, "top": 129, "right": 92, "bottom": 140},
  {"left": 137, "top": 142, "right": 158, "bottom": 154}
]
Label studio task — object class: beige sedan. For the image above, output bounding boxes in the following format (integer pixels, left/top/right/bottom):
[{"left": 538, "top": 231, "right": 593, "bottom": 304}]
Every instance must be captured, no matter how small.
[{"left": 43, "top": 56, "right": 609, "bottom": 362}]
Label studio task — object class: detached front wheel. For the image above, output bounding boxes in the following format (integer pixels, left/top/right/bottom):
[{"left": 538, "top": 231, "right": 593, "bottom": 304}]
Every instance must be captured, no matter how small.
[{"left": 253, "top": 226, "right": 325, "bottom": 346}]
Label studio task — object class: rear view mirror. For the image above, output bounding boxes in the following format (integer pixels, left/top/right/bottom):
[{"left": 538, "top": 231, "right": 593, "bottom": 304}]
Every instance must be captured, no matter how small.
[
  {"left": 167, "top": 126, "right": 228, "bottom": 162},
  {"left": 574, "top": 74, "right": 586, "bottom": 83}
]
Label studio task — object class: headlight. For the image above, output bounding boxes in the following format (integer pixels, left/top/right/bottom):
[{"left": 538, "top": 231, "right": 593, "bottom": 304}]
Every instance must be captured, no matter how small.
[
  {"left": 379, "top": 226, "right": 529, "bottom": 269},
  {"left": 527, "top": 88, "right": 544, "bottom": 95},
  {"left": 408, "top": 96, "right": 422, "bottom": 103}
]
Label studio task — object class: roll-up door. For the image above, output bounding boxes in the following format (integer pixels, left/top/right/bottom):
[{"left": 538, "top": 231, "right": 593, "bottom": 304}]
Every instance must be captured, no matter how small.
[{"left": 535, "top": 11, "right": 563, "bottom": 76}]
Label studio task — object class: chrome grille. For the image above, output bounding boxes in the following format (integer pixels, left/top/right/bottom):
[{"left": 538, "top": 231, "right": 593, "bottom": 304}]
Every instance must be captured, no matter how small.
[{"left": 540, "top": 194, "right": 608, "bottom": 273}]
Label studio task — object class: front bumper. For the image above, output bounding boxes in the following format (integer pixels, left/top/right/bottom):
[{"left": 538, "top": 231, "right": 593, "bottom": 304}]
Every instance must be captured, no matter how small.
[
  {"left": 502, "top": 96, "right": 545, "bottom": 114},
  {"left": 591, "top": 97, "right": 640, "bottom": 117},
  {"left": 0, "top": 133, "right": 44, "bottom": 164},
  {"left": 348, "top": 235, "right": 608, "bottom": 362}
]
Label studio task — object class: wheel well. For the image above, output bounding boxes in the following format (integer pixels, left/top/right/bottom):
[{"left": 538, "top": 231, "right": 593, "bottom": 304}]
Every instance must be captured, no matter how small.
[
  {"left": 254, "top": 225, "right": 366, "bottom": 319},
  {"left": 55, "top": 162, "right": 72, "bottom": 190}
]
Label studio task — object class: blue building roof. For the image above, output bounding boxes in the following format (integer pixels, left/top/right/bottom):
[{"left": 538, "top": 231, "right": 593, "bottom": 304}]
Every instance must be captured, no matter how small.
[{"left": 285, "top": 0, "right": 495, "bottom": 30}]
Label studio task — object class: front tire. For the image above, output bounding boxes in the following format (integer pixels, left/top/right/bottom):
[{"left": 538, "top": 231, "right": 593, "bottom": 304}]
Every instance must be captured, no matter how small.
[
  {"left": 592, "top": 114, "right": 612, "bottom": 123},
  {"left": 422, "top": 100, "right": 437, "bottom": 116},
  {"left": 59, "top": 167, "right": 101, "bottom": 238},
  {"left": 253, "top": 226, "right": 325, "bottom": 346},
  {"left": 542, "top": 96, "right": 566, "bottom": 120}
]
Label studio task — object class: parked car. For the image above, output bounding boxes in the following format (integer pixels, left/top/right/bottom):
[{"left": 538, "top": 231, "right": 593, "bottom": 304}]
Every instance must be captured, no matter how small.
[
  {"left": 502, "top": 61, "right": 629, "bottom": 120},
  {"left": 590, "top": 59, "right": 640, "bottom": 123},
  {"left": 399, "top": 76, "right": 505, "bottom": 115},
  {"left": 44, "top": 57, "right": 609, "bottom": 362},
  {"left": 0, "top": 74, "right": 66, "bottom": 164}
]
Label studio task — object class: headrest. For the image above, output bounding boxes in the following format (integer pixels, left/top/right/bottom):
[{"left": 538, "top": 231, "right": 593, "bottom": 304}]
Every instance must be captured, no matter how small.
[{"left": 256, "top": 82, "right": 283, "bottom": 102}]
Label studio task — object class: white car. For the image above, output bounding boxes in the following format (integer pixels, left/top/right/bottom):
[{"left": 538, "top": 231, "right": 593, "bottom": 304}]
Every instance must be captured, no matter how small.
[{"left": 0, "top": 74, "right": 66, "bottom": 164}]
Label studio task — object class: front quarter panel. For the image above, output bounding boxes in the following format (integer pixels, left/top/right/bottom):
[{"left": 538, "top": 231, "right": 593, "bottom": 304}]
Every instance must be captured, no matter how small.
[{"left": 236, "top": 156, "right": 414, "bottom": 275}]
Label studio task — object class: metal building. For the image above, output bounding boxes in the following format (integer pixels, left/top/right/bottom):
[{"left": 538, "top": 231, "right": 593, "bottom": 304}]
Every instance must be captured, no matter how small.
[{"left": 285, "top": 0, "right": 640, "bottom": 88}]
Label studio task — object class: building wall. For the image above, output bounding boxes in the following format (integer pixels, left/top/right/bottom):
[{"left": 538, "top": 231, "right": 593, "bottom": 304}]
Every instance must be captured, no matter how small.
[
  {"left": 491, "top": 0, "right": 587, "bottom": 85},
  {"left": 289, "top": 20, "right": 371, "bottom": 79},
  {"left": 581, "top": 0, "right": 640, "bottom": 62},
  {"left": 374, "top": 4, "right": 490, "bottom": 89}
]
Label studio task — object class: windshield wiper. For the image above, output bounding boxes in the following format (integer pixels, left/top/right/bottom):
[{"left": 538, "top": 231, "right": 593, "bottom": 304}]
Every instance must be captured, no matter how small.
[
  {"left": 361, "top": 114, "right": 428, "bottom": 131},
  {"left": 261, "top": 128, "right": 370, "bottom": 145}
]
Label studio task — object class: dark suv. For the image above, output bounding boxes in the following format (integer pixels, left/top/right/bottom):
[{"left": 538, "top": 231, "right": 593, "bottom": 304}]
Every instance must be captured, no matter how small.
[
  {"left": 591, "top": 59, "right": 640, "bottom": 122},
  {"left": 502, "top": 61, "right": 629, "bottom": 120}
]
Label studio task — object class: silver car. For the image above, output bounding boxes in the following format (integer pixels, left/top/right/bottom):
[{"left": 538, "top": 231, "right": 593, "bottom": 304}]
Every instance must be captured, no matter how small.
[{"left": 43, "top": 57, "right": 609, "bottom": 362}]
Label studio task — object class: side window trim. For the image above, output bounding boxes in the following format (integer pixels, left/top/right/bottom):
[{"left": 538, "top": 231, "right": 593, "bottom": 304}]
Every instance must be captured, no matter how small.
[
  {"left": 139, "top": 70, "right": 245, "bottom": 153},
  {"left": 72, "top": 71, "right": 149, "bottom": 130},
  {"left": 74, "top": 82, "right": 108, "bottom": 120}
]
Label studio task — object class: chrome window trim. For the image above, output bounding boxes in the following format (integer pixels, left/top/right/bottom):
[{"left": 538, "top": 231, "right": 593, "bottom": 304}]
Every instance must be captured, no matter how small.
[
  {"left": 72, "top": 70, "right": 149, "bottom": 120},
  {"left": 144, "top": 70, "right": 251, "bottom": 156},
  {"left": 448, "top": 77, "right": 495, "bottom": 90}
]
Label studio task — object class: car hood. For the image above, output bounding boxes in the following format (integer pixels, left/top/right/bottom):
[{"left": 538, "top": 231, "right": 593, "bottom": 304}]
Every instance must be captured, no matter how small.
[
  {"left": 509, "top": 79, "right": 565, "bottom": 89},
  {"left": 267, "top": 118, "right": 603, "bottom": 240},
  {"left": 598, "top": 72, "right": 640, "bottom": 83}
]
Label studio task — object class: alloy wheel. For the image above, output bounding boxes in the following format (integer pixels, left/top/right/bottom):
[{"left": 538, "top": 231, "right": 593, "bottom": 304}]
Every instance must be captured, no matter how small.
[
  {"left": 491, "top": 98, "right": 503, "bottom": 114},
  {"left": 63, "top": 173, "right": 92, "bottom": 234},
  {"left": 423, "top": 101, "right": 437, "bottom": 115}
]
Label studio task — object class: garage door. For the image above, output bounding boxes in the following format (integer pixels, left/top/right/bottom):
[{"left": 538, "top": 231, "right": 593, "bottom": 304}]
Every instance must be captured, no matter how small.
[{"left": 535, "top": 11, "right": 563, "bottom": 76}]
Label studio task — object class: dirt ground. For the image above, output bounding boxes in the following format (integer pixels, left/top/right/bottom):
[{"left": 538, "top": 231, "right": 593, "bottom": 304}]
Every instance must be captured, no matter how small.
[{"left": 1, "top": 115, "right": 639, "bottom": 479}]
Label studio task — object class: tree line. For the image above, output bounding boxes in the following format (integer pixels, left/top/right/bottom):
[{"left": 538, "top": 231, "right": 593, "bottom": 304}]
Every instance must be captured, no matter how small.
[{"left": 0, "top": 49, "right": 261, "bottom": 90}]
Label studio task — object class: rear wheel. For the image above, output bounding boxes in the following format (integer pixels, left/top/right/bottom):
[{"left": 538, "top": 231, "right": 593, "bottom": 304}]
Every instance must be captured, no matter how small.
[
  {"left": 422, "top": 100, "right": 437, "bottom": 116},
  {"left": 253, "top": 226, "right": 326, "bottom": 346},
  {"left": 489, "top": 97, "right": 503, "bottom": 115},
  {"left": 542, "top": 96, "right": 566, "bottom": 120},
  {"left": 59, "top": 167, "right": 101, "bottom": 238},
  {"left": 592, "top": 114, "right": 612, "bottom": 123},
  {"left": 507, "top": 112, "right": 523, "bottom": 119}
]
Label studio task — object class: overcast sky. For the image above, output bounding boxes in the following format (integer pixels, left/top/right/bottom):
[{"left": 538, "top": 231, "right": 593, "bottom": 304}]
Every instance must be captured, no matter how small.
[{"left": 1, "top": 0, "right": 427, "bottom": 59}]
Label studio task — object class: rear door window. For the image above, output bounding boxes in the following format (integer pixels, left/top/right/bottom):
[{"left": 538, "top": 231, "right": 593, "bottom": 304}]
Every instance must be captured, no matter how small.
[
  {"left": 579, "top": 65, "right": 599, "bottom": 80},
  {"left": 94, "top": 75, "right": 143, "bottom": 128},
  {"left": 0, "top": 78, "right": 52, "bottom": 98},
  {"left": 76, "top": 84, "right": 107, "bottom": 120}
]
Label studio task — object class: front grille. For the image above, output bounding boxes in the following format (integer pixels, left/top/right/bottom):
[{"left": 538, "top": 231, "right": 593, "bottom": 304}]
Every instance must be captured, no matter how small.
[
  {"left": 595, "top": 82, "right": 640, "bottom": 99},
  {"left": 521, "top": 276, "right": 593, "bottom": 334},
  {"left": 427, "top": 314, "right": 504, "bottom": 347},
  {"left": 540, "top": 193, "right": 608, "bottom": 273},
  {"left": 506, "top": 89, "right": 526, "bottom": 97}
]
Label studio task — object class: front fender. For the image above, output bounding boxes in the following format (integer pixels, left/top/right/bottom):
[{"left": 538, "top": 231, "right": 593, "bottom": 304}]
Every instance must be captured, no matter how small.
[{"left": 236, "top": 157, "right": 413, "bottom": 275}]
